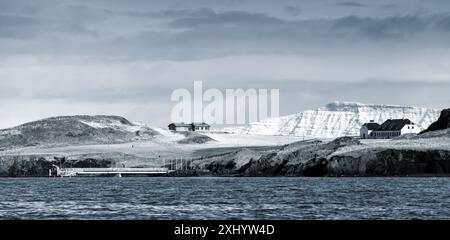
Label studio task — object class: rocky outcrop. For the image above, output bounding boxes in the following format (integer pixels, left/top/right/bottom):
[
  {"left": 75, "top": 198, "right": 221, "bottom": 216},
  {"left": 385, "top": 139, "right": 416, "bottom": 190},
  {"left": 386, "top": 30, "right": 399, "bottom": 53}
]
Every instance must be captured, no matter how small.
[
  {"left": 199, "top": 136, "right": 450, "bottom": 177},
  {"left": 0, "top": 155, "right": 112, "bottom": 177},
  {"left": 199, "top": 137, "right": 358, "bottom": 176},
  {"left": 328, "top": 149, "right": 450, "bottom": 176},
  {"left": 420, "top": 109, "right": 450, "bottom": 134},
  {"left": 4, "top": 156, "right": 55, "bottom": 177}
]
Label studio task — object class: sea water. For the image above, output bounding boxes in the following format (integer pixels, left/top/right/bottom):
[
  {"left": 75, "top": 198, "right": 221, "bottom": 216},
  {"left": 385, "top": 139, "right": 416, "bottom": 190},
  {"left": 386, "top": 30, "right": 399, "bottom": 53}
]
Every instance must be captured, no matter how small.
[{"left": 0, "top": 177, "right": 449, "bottom": 219}]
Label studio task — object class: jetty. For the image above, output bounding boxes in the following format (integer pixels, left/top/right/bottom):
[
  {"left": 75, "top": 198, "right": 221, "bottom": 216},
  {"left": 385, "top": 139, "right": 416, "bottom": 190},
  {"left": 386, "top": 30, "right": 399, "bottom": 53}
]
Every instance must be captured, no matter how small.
[{"left": 54, "top": 167, "right": 172, "bottom": 177}]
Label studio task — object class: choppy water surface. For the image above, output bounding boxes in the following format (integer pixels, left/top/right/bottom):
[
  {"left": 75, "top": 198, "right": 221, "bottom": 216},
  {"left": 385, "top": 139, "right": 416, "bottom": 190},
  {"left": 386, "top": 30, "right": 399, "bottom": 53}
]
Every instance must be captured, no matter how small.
[{"left": 0, "top": 177, "right": 449, "bottom": 219}]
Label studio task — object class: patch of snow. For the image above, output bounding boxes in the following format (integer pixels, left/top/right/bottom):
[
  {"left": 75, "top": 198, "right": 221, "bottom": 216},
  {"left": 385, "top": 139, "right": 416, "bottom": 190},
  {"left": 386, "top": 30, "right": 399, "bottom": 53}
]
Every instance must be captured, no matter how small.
[
  {"left": 79, "top": 120, "right": 144, "bottom": 133},
  {"left": 0, "top": 129, "right": 21, "bottom": 136}
]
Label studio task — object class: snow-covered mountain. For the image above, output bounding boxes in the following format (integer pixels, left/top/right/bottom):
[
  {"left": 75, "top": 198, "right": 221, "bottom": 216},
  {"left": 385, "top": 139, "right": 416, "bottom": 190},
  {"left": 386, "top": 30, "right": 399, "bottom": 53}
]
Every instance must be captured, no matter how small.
[{"left": 225, "top": 102, "right": 441, "bottom": 139}]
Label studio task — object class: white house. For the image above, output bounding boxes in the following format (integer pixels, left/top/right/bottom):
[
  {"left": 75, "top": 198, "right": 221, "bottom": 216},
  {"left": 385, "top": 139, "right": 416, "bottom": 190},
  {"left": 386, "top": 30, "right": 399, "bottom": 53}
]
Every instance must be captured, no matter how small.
[
  {"left": 360, "top": 119, "right": 420, "bottom": 139},
  {"left": 360, "top": 120, "right": 380, "bottom": 139}
]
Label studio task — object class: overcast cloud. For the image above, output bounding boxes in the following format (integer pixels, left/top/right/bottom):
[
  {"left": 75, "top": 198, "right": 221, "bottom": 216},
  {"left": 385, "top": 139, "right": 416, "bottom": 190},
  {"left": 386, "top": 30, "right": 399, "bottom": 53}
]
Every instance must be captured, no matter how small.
[{"left": 1, "top": 0, "right": 450, "bottom": 128}]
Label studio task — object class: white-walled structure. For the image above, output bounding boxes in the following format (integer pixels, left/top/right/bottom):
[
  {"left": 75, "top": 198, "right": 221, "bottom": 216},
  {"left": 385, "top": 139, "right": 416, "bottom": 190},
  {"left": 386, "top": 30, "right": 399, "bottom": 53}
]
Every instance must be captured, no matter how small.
[
  {"left": 360, "top": 119, "right": 420, "bottom": 139},
  {"left": 360, "top": 120, "right": 380, "bottom": 139}
]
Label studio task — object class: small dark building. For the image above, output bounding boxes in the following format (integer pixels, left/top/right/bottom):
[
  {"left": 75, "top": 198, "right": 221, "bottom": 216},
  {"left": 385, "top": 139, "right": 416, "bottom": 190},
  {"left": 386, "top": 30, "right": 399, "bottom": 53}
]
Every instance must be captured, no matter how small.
[
  {"left": 191, "top": 122, "right": 210, "bottom": 131},
  {"left": 168, "top": 122, "right": 210, "bottom": 132},
  {"left": 168, "top": 123, "right": 193, "bottom": 132}
]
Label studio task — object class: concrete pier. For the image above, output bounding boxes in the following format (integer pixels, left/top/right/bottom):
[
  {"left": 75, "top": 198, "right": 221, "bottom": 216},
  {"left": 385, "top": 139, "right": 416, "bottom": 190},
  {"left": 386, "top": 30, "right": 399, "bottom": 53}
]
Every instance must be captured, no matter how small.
[{"left": 55, "top": 167, "right": 172, "bottom": 177}]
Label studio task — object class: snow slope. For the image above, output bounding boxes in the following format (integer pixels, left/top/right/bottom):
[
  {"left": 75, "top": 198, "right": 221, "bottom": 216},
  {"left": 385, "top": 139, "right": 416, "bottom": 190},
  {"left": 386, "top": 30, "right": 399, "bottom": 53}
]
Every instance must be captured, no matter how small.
[{"left": 225, "top": 102, "right": 440, "bottom": 139}]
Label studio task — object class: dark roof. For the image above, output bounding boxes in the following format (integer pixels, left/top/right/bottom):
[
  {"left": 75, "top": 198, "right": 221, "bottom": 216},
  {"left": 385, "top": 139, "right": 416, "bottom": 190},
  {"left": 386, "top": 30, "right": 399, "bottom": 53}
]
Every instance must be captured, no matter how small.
[
  {"left": 362, "top": 122, "right": 380, "bottom": 130},
  {"left": 376, "top": 119, "right": 415, "bottom": 131},
  {"left": 192, "top": 122, "right": 210, "bottom": 127},
  {"left": 168, "top": 123, "right": 192, "bottom": 128},
  {"left": 168, "top": 122, "right": 210, "bottom": 128}
]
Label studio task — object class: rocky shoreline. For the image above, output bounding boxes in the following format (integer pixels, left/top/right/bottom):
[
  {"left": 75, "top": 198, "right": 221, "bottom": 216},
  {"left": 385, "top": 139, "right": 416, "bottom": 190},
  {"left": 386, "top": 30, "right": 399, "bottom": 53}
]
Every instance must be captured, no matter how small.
[
  {"left": 2, "top": 136, "right": 450, "bottom": 177},
  {"left": 192, "top": 137, "right": 450, "bottom": 177},
  {"left": 1, "top": 109, "right": 450, "bottom": 178}
]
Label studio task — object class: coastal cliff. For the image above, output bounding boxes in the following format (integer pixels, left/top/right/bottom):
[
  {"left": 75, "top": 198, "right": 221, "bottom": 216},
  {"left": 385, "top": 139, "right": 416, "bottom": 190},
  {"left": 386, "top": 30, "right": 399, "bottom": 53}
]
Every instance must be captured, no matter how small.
[
  {"left": 198, "top": 108, "right": 450, "bottom": 176},
  {"left": 1, "top": 109, "right": 450, "bottom": 177},
  {"left": 2, "top": 136, "right": 450, "bottom": 177},
  {"left": 195, "top": 137, "right": 450, "bottom": 176},
  {"left": 0, "top": 155, "right": 113, "bottom": 177}
]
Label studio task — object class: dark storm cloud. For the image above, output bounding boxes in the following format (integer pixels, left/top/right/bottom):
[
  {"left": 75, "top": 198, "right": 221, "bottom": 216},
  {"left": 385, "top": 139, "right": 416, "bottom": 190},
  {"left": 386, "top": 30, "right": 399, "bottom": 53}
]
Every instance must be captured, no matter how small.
[
  {"left": 1, "top": 1, "right": 450, "bottom": 59},
  {"left": 331, "top": 15, "right": 428, "bottom": 39},
  {"left": 167, "top": 10, "right": 283, "bottom": 28},
  {"left": 248, "top": 12, "right": 447, "bottom": 39},
  {"left": 54, "top": 23, "right": 98, "bottom": 37},
  {"left": 124, "top": 11, "right": 450, "bottom": 59},
  {"left": 61, "top": 4, "right": 113, "bottom": 23},
  {"left": 39, "top": 9, "right": 445, "bottom": 62},
  {"left": 335, "top": 2, "right": 367, "bottom": 7},
  {"left": 0, "top": 14, "right": 36, "bottom": 26},
  {"left": 0, "top": 0, "right": 40, "bottom": 14},
  {"left": 0, "top": 14, "right": 40, "bottom": 38},
  {"left": 435, "top": 14, "right": 450, "bottom": 31},
  {"left": 332, "top": 14, "right": 450, "bottom": 39},
  {"left": 165, "top": 10, "right": 450, "bottom": 44},
  {"left": 0, "top": 4, "right": 104, "bottom": 40},
  {"left": 284, "top": 6, "right": 302, "bottom": 16},
  {"left": 1, "top": 0, "right": 450, "bottom": 128},
  {"left": 160, "top": 8, "right": 217, "bottom": 18},
  {"left": 382, "top": 4, "right": 397, "bottom": 9}
]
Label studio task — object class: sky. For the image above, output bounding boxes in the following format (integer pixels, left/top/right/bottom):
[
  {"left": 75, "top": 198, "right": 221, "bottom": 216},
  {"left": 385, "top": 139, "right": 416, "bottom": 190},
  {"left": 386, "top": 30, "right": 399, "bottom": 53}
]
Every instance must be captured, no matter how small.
[{"left": 1, "top": 0, "right": 450, "bottom": 128}]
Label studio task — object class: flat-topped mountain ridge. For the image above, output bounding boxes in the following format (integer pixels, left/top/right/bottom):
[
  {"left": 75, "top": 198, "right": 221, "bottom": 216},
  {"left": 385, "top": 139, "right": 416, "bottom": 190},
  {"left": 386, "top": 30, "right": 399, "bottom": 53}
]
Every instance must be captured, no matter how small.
[{"left": 226, "top": 102, "right": 440, "bottom": 139}]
